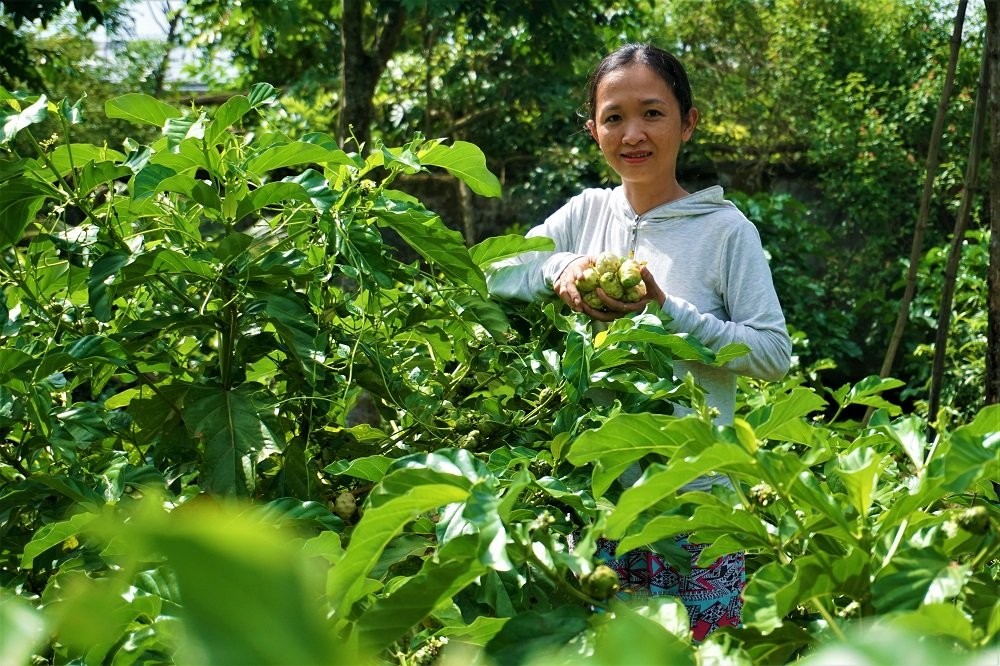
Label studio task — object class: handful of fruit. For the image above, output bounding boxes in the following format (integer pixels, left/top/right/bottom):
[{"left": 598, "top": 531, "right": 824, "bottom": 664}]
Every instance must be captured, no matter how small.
[{"left": 575, "top": 252, "right": 647, "bottom": 309}]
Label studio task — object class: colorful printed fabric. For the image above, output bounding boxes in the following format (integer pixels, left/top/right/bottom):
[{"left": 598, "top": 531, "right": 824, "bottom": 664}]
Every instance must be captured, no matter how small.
[{"left": 595, "top": 535, "right": 745, "bottom": 641}]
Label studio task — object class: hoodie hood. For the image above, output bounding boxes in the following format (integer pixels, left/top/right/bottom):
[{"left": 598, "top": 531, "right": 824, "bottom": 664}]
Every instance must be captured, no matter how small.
[{"left": 614, "top": 185, "right": 737, "bottom": 223}]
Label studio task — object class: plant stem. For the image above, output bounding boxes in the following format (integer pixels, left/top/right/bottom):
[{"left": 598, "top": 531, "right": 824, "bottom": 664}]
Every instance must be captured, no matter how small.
[{"left": 810, "top": 596, "right": 846, "bottom": 642}]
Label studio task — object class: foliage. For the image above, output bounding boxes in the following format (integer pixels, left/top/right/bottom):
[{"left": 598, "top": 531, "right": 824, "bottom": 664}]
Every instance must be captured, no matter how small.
[
  {"left": 1, "top": 90, "right": 998, "bottom": 665},
  {"left": 905, "top": 229, "right": 990, "bottom": 427}
]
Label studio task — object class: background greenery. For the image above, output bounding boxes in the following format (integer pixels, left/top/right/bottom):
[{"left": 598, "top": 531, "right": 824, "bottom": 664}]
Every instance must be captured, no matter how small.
[{"left": 0, "top": 1, "right": 996, "bottom": 664}]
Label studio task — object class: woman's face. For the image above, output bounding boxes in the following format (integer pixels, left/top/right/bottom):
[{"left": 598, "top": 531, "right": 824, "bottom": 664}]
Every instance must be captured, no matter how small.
[{"left": 587, "top": 62, "right": 698, "bottom": 195}]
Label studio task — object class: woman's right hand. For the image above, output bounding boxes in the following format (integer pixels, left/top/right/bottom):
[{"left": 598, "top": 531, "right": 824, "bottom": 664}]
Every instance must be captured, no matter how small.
[{"left": 553, "top": 256, "right": 594, "bottom": 313}]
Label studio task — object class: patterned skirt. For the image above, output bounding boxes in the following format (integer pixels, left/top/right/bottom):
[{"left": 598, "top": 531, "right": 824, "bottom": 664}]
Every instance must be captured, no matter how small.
[{"left": 595, "top": 535, "right": 745, "bottom": 641}]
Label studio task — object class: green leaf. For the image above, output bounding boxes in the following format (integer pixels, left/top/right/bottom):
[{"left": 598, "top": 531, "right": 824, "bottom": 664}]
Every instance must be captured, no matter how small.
[
  {"left": 105, "top": 94, "right": 181, "bottom": 127},
  {"left": 470, "top": 234, "right": 555, "bottom": 269},
  {"left": 21, "top": 511, "right": 99, "bottom": 568},
  {"left": 484, "top": 605, "right": 590, "bottom": 666},
  {"left": 259, "top": 292, "right": 325, "bottom": 384},
  {"left": 418, "top": 140, "right": 502, "bottom": 198},
  {"left": 1, "top": 95, "right": 48, "bottom": 145},
  {"left": 325, "top": 455, "right": 394, "bottom": 482},
  {"left": 183, "top": 385, "right": 276, "bottom": 496},
  {"left": 872, "top": 551, "right": 965, "bottom": 613},
  {"left": 882, "top": 603, "right": 976, "bottom": 647},
  {"left": 591, "top": 599, "right": 693, "bottom": 665},
  {"left": 354, "top": 536, "right": 489, "bottom": 652},
  {"left": 236, "top": 181, "right": 316, "bottom": 219},
  {"left": 567, "top": 414, "right": 718, "bottom": 498},
  {"left": 133, "top": 163, "right": 178, "bottom": 200},
  {"left": 88, "top": 250, "right": 130, "bottom": 322},
  {"left": 104, "top": 499, "right": 347, "bottom": 665},
  {"left": 0, "top": 594, "right": 46, "bottom": 666},
  {"left": 244, "top": 141, "right": 352, "bottom": 174},
  {"left": 247, "top": 83, "right": 279, "bottom": 109},
  {"left": 206, "top": 95, "right": 251, "bottom": 145},
  {"left": 49, "top": 144, "right": 126, "bottom": 177},
  {"left": 164, "top": 114, "right": 206, "bottom": 150},
  {"left": 64, "top": 335, "right": 129, "bottom": 366},
  {"left": 372, "top": 196, "right": 488, "bottom": 295},
  {"left": 746, "top": 387, "right": 828, "bottom": 444},
  {"left": 327, "top": 483, "right": 470, "bottom": 618},
  {"left": 0, "top": 179, "right": 48, "bottom": 249},
  {"left": 451, "top": 293, "right": 510, "bottom": 339},
  {"left": 834, "top": 447, "right": 885, "bottom": 516}
]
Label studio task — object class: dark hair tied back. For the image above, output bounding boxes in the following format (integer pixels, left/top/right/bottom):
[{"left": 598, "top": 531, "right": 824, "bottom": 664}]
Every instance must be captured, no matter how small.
[{"left": 585, "top": 43, "right": 694, "bottom": 122}]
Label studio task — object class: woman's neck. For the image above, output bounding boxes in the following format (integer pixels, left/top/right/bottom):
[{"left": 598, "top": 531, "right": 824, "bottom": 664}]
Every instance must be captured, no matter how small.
[{"left": 623, "top": 181, "right": 688, "bottom": 216}]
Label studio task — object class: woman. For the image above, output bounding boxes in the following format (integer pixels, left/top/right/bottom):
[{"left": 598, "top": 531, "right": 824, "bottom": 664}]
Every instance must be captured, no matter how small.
[{"left": 487, "top": 43, "right": 792, "bottom": 639}]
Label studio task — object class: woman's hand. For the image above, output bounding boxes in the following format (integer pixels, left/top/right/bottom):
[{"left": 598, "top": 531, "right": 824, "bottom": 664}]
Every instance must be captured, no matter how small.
[
  {"left": 556, "top": 262, "right": 666, "bottom": 322},
  {"left": 553, "top": 256, "right": 595, "bottom": 312}
]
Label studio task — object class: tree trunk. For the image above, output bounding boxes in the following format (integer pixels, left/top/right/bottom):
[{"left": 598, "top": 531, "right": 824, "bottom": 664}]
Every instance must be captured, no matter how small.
[
  {"left": 338, "top": 0, "right": 407, "bottom": 152},
  {"left": 927, "top": 38, "right": 989, "bottom": 428},
  {"left": 878, "top": 0, "right": 968, "bottom": 381},
  {"left": 986, "top": 0, "right": 1000, "bottom": 406}
]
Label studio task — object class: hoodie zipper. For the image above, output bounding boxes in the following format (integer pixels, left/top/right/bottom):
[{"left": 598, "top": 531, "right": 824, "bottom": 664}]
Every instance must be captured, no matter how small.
[{"left": 628, "top": 214, "right": 640, "bottom": 258}]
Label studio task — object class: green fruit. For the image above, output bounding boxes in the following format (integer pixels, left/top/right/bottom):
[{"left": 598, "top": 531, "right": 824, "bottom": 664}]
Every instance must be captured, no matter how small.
[
  {"left": 576, "top": 267, "right": 599, "bottom": 292},
  {"left": 618, "top": 258, "right": 643, "bottom": 288},
  {"left": 582, "top": 564, "right": 621, "bottom": 600},
  {"left": 956, "top": 506, "right": 991, "bottom": 535},
  {"left": 582, "top": 290, "right": 605, "bottom": 310},
  {"left": 622, "top": 282, "right": 647, "bottom": 303},
  {"left": 599, "top": 271, "right": 624, "bottom": 300},
  {"left": 595, "top": 252, "right": 622, "bottom": 276}
]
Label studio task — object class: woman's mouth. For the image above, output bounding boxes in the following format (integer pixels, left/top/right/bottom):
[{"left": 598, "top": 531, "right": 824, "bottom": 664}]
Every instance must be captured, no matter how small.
[{"left": 621, "top": 151, "right": 652, "bottom": 162}]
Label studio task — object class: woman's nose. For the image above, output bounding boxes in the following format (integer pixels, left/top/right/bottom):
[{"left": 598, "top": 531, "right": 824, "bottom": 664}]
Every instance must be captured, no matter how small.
[{"left": 622, "top": 121, "right": 645, "bottom": 144}]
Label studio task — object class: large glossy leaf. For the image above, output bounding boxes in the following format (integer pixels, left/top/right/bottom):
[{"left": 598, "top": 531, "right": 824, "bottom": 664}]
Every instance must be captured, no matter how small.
[
  {"left": 20, "top": 511, "right": 99, "bottom": 568},
  {"left": 834, "top": 448, "right": 885, "bottom": 516},
  {"left": 418, "top": 140, "right": 502, "bottom": 197},
  {"left": 105, "top": 93, "right": 181, "bottom": 127},
  {"left": 590, "top": 599, "right": 693, "bottom": 666},
  {"left": 183, "top": 385, "right": 276, "bottom": 496},
  {"left": 0, "top": 95, "right": 47, "bottom": 145},
  {"left": 606, "top": 444, "right": 753, "bottom": 539},
  {"left": 567, "top": 414, "right": 718, "bottom": 499},
  {"left": 484, "top": 605, "right": 590, "bottom": 666},
  {"left": 372, "top": 195, "right": 488, "bottom": 294},
  {"left": 98, "top": 499, "right": 346, "bottom": 665},
  {"left": 745, "top": 387, "right": 828, "bottom": 444},
  {"left": 353, "top": 535, "right": 489, "bottom": 652},
  {"left": 244, "top": 141, "right": 352, "bottom": 174},
  {"left": 327, "top": 483, "right": 470, "bottom": 618},
  {"left": 205, "top": 95, "right": 251, "bottom": 145},
  {"left": 470, "top": 234, "right": 555, "bottom": 269},
  {"left": 235, "top": 181, "right": 316, "bottom": 220},
  {"left": 872, "top": 551, "right": 969, "bottom": 613},
  {"left": 0, "top": 179, "right": 48, "bottom": 249},
  {"left": 325, "top": 455, "right": 394, "bottom": 482}
]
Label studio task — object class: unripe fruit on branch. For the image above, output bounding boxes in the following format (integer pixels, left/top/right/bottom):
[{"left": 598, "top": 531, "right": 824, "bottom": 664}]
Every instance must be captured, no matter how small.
[{"left": 582, "top": 564, "right": 621, "bottom": 600}]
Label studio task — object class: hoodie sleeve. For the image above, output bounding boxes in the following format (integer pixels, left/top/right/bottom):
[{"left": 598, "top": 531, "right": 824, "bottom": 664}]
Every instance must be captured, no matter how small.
[
  {"left": 661, "top": 220, "right": 792, "bottom": 382},
  {"left": 485, "top": 203, "right": 586, "bottom": 301}
]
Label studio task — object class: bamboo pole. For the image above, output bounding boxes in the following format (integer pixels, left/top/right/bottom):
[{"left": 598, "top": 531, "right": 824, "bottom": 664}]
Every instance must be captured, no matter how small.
[
  {"left": 877, "top": 0, "right": 968, "bottom": 381},
  {"left": 927, "top": 36, "right": 989, "bottom": 431},
  {"left": 986, "top": 0, "right": 1000, "bottom": 407}
]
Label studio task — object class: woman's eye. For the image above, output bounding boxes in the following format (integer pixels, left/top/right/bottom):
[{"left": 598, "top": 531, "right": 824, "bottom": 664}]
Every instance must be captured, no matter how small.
[
  {"left": 645, "top": 109, "right": 664, "bottom": 118},
  {"left": 603, "top": 114, "right": 621, "bottom": 123}
]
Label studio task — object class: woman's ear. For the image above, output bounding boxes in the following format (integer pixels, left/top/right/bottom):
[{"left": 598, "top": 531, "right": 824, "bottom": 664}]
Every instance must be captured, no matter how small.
[
  {"left": 682, "top": 108, "right": 700, "bottom": 142},
  {"left": 586, "top": 119, "right": 598, "bottom": 143}
]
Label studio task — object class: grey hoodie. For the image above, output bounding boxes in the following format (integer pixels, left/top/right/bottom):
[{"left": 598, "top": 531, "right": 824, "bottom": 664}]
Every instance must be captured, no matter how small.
[{"left": 487, "top": 185, "right": 792, "bottom": 429}]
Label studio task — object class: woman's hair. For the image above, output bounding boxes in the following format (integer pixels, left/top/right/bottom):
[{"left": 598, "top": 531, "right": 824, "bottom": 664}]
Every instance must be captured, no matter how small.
[{"left": 585, "top": 43, "right": 694, "bottom": 121}]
